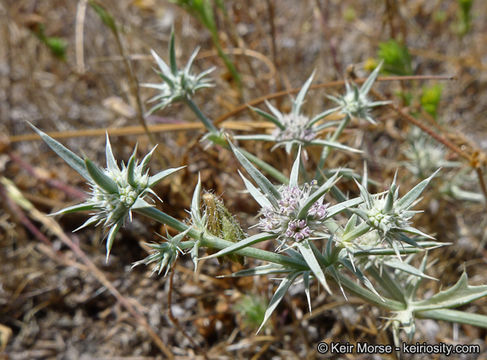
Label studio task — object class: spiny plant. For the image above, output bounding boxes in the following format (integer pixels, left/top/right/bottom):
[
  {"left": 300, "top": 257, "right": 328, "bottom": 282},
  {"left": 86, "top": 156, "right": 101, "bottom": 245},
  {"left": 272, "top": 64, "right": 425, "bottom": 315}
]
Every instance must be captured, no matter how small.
[{"left": 30, "top": 28, "right": 487, "bottom": 354}]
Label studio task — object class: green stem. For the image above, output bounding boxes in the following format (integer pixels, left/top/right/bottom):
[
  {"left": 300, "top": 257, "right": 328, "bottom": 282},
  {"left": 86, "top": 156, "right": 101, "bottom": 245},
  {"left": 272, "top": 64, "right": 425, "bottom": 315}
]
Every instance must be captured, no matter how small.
[
  {"left": 134, "top": 206, "right": 307, "bottom": 270},
  {"left": 417, "top": 309, "right": 487, "bottom": 329},
  {"left": 335, "top": 272, "right": 405, "bottom": 311},
  {"left": 239, "top": 148, "right": 289, "bottom": 184},
  {"left": 316, "top": 115, "right": 351, "bottom": 179},
  {"left": 134, "top": 206, "right": 405, "bottom": 312},
  {"left": 185, "top": 98, "right": 219, "bottom": 134}
]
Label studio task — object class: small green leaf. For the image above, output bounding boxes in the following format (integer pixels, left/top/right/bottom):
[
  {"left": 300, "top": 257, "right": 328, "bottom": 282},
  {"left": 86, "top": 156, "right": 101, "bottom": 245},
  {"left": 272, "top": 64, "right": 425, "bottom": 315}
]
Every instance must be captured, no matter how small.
[
  {"left": 105, "top": 133, "right": 119, "bottom": 171},
  {"left": 148, "top": 166, "right": 186, "bottom": 187},
  {"left": 413, "top": 272, "right": 487, "bottom": 311},
  {"left": 51, "top": 203, "right": 95, "bottom": 216},
  {"left": 396, "top": 169, "right": 440, "bottom": 211},
  {"left": 296, "top": 240, "right": 331, "bottom": 294},
  {"left": 257, "top": 272, "right": 300, "bottom": 334},
  {"left": 230, "top": 142, "right": 280, "bottom": 205},
  {"left": 200, "top": 232, "right": 275, "bottom": 260},
  {"left": 127, "top": 145, "right": 138, "bottom": 187},
  {"left": 218, "top": 264, "right": 290, "bottom": 278},
  {"left": 292, "top": 71, "right": 315, "bottom": 115},
  {"left": 105, "top": 222, "right": 121, "bottom": 261},
  {"left": 297, "top": 172, "right": 340, "bottom": 219},
  {"left": 89, "top": 1, "right": 117, "bottom": 32},
  {"left": 289, "top": 147, "right": 301, "bottom": 187},
  {"left": 249, "top": 105, "right": 285, "bottom": 130},
  {"left": 85, "top": 159, "right": 119, "bottom": 194},
  {"left": 383, "top": 259, "right": 436, "bottom": 280},
  {"left": 239, "top": 171, "right": 273, "bottom": 209},
  {"left": 28, "top": 122, "right": 91, "bottom": 181},
  {"left": 169, "top": 28, "right": 177, "bottom": 75}
]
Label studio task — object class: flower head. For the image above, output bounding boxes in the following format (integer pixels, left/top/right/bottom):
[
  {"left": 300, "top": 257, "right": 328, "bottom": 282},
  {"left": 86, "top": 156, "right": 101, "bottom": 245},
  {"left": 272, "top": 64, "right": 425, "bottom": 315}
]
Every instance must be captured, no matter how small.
[
  {"left": 142, "top": 30, "right": 214, "bottom": 113},
  {"left": 30, "top": 123, "right": 184, "bottom": 260},
  {"left": 235, "top": 73, "right": 359, "bottom": 155},
  {"left": 328, "top": 62, "right": 390, "bottom": 124},
  {"left": 258, "top": 182, "right": 329, "bottom": 248},
  {"left": 132, "top": 229, "right": 188, "bottom": 277},
  {"left": 354, "top": 168, "right": 439, "bottom": 244}
]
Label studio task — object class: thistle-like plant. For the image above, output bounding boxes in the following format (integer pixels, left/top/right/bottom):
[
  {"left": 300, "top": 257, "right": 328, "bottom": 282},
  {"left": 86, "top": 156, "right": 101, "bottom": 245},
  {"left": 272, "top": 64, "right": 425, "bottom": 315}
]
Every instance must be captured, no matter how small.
[
  {"left": 235, "top": 73, "right": 360, "bottom": 154},
  {"left": 328, "top": 62, "right": 390, "bottom": 124},
  {"left": 132, "top": 228, "right": 189, "bottom": 276},
  {"left": 142, "top": 30, "right": 215, "bottom": 115},
  {"left": 29, "top": 124, "right": 184, "bottom": 259}
]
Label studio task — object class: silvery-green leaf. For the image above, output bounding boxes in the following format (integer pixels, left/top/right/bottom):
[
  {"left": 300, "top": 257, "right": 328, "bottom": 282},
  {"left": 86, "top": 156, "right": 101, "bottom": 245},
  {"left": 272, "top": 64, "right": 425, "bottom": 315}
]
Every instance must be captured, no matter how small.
[
  {"left": 297, "top": 172, "right": 340, "bottom": 219},
  {"left": 413, "top": 272, "right": 487, "bottom": 311},
  {"left": 191, "top": 239, "right": 200, "bottom": 271},
  {"left": 140, "top": 146, "right": 157, "bottom": 173},
  {"left": 325, "top": 197, "right": 363, "bottom": 219},
  {"left": 289, "top": 147, "right": 301, "bottom": 187},
  {"left": 148, "top": 166, "right": 186, "bottom": 187},
  {"left": 185, "top": 47, "right": 200, "bottom": 74},
  {"left": 28, "top": 122, "right": 90, "bottom": 181},
  {"left": 233, "top": 134, "right": 276, "bottom": 142},
  {"left": 249, "top": 105, "right": 284, "bottom": 130},
  {"left": 418, "top": 309, "right": 487, "bottom": 330},
  {"left": 230, "top": 142, "right": 280, "bottom": 205},
  {"left": 343, "top": 214, "right": 358, "bottom": 234},
  {"left": 365, "top": 265, "right": 406, "bottom": 303},
  {"left": 105, "top": 133, "right": 119, "bottom": 171},
  {"left": 127, "top": 145, "right": 138, "bottom": 187},
  {"left": 303, "top": 271, "right": 312, "bottom": 312},
  {"left": 150, "top": 49, "right": 171, "bottom": 76},
  {"left": 394, "top": 232, "right": 420, "bottom": 247},
  {"left": 401, "top": 226, "right": 435, "bottom": 239},
  {"left": 314, "top": 120, "right": 341, "bottom": 132},
  {"left": 200, "top": 232, "right": 275, "bottom": 260},
  {"left": 217, "top": 264, "right": 290, "bottom": 278},
  {"left": 169, "top": 29, "right": 177, "bottom": 75},
  {"left": 292, "top": 71, "right": 315, "bottom": 115},
  {"left": 308, "top": 107, "right": 338, "bottom": 127},
  {"left": 396, "top": 169, "right": 440, "bottom": 211},
  {"left": 341, "top": 222, "right": 370, "bottom": 243},
  {"left": 106, "top": 222, "right": 122, "bottom": 261},
  {"left": 132, "top": 198, "right": 153, "bottom": 209},
  {"left": 191, "top": 173, "right": 202, "bottom": 223},
  {"left": 51, "top": 203, "right": 95, "bottom": 216},
  {"left": 296, "top": 240, "right": 331, "bottom": 294},
  {"left": 354, "top": 179, "right": 373, "bottom": 208},
  {"left": 383, "top": 259, "right": 436, "bottom": 280},
  {"left": 340, "top": 258, "right": 381, "bottom": 299},
  {"left": 73, "top": 216, "right": 99, "bottom": 232},
  {"left": 264, "top": 100, "right": 283, "bottom": 120},
  {"left": 360, "top": 61, "right": 382, "bottom": 95},
  {"left": 85, "top": 159, "right": 118, "bottom": 194},
  {"left": 310, "top": 139, "right": 362, "bottom": 153},
  {"left": 257, "top": 272, "right": 300, "bottom": 334},
  {"left": 239, "top": 171, "right": 272, "bottom": 209}
]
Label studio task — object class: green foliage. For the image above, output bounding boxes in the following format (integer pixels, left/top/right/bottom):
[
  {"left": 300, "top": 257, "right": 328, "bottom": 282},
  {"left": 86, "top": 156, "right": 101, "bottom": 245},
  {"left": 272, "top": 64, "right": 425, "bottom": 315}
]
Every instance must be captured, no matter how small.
[
  {"left": 377, "top": 39, "right": 413, "bottom": 76},
  {"left": 234, "top": 295, "right": 268, "bottom": 330},
  {"left": 456, "top": 0, "right": 474, "bottom": 36},
  {"left": 420, "top": 84, "right": 443, "bottom": 119},
  {"left": 89, "top": 0, "right": 117, "bottom": 32},
  {"left": 33, "top": 24, "right": 67, "bottom": 60},
  {"left": 170, "top": 0, "right": 241, "bottom": 87}
]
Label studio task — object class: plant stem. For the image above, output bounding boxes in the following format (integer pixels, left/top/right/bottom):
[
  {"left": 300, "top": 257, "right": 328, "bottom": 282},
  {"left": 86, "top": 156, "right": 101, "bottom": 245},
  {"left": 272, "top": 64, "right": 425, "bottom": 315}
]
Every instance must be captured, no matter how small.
[
  {"left": 239, "top": 148, "right": 289, "bottom": 184},
  {"left": 134, "top": 206, "right": 405, "bottom": 311},
  {"left": 134, "top": 206, "right": 307, "bottom": 270},
  {"left": 316, "top": 115, "right": 350, "bottom": 179},
  {"left": 417, "top": 309, "right": 487, "bottom": 329},
  {"left": 185, "top": 98, "right": 218, "bottom": 133}
]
